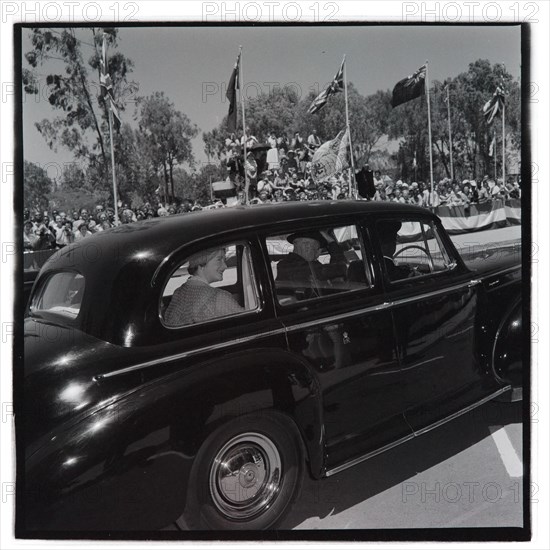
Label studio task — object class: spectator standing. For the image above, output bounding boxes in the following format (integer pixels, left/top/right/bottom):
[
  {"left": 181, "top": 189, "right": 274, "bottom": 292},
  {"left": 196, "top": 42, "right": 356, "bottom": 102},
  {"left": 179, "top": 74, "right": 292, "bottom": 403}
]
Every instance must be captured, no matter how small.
[
  {"left": 24, "top": 221, "right": 39, "bottom": 250},
  {"left": 75, "top": 223, "right": 92, "bottom": 241},
  {"left": 266, "top": 131, "right": 280, "bottom": 170},
  {"left": 307, "top": 129, "right": 321, "bottom": 151}
]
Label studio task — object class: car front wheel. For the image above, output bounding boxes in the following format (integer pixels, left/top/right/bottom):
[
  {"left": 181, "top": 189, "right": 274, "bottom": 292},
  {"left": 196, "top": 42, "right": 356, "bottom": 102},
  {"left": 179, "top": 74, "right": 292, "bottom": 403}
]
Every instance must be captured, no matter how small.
[{"left": 180, "top": 410, "right": 303, "bottom": 530}]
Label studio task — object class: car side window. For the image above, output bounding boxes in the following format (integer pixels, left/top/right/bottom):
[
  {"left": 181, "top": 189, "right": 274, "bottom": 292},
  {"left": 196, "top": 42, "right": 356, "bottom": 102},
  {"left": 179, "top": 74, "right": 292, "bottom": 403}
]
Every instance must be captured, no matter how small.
[
  {"left": 377, "top": 218, "right": 456, "bottom": 282},
  {"left": 265, "top": 224, "right": 373, "bottom": 306},
  {"left": 29, "top": 271, "right": 85, "bottom": 319},
  {"left": 161, "top": 242, "right": 259, "bottom": 327}
]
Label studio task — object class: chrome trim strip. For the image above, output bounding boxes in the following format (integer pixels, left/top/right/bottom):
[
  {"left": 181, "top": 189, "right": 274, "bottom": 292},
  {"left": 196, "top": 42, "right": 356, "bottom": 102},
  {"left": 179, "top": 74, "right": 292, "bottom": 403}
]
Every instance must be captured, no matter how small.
[
  {"left": 325, "top": 386, "right": 511, "bottom": 477},
  {"left": 445, "top": 325, "right": 474, "bottom": 339},
  {"left": 400, "top": 355, "right": 445, "bottom": 372},
  {"left": 483, "top": 265, "right": 521, "bottom": 278},
  {"left": 413, "top": 386, "right": 511, "bottom": 436},
  {"left": 326, "top": 433, "right": 416, "bottom": 477},
  {"left": 95, "top": 327, "right": 287, "bottom": 380},
  {"left": 285, "top": 281, "right": 481, "bottom": 333},
  {"left": 387, "top": 280, "right": 476, "bottom": 309},
  {"left": 284, "top": 302, "right": 392, "bottom": 333}
]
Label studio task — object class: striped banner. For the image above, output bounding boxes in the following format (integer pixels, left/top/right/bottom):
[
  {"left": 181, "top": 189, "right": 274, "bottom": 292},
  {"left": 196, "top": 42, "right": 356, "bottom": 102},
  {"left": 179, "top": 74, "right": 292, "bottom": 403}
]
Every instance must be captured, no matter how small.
[{"left": 437, "top": 198, "right": 520, "bottom": 235}]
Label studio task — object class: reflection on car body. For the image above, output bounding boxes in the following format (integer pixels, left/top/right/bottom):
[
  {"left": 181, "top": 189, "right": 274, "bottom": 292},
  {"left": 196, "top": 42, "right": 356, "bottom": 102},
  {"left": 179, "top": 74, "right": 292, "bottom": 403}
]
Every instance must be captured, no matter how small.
[{"left": 19, "top": 201, "right": 523, "bottom": 533}]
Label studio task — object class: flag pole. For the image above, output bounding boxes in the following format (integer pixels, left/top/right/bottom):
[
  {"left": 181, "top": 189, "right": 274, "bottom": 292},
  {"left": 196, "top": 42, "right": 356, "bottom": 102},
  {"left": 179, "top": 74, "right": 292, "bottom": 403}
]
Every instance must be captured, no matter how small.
[
  {"left": 343, "top": 55, "right": 356, "bottom": 198},
  {"left": 446, "top": 83, "right": 454, "bottom": 182},
  {"left": 102, "top": 33, "right": 120, "bottom": 226},
  {"left": 425, "top": 60, "right": 434, "bottom": 200},
  {"left": 494, "top": 130, "right": 497, "bottom": 179},
  {"left": 239, "top": 45, "right": 249, "bottom": 205},
  {"left": 501, "top": 99, "right": 506, "bottom": 186},
  {"left": 107, "top": 105, "right": 119, "bottom": 224}
]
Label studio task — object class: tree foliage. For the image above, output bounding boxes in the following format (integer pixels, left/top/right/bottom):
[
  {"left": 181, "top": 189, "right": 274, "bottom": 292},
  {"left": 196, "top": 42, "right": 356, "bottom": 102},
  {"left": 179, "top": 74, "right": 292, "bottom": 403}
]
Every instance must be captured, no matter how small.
[
  {"left": 24, "top": 27, "right": 136, "bottom": 174},
  {"left": 24, "top": 161, "right": 54, "bottom": 211},
  {"left": 136, "top": 91, "right": 200, "bottom": 202}
]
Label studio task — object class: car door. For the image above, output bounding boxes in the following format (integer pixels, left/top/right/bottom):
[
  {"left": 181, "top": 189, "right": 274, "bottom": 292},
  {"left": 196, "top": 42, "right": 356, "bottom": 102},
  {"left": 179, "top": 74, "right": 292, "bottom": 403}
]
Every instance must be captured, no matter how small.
[
  {"left": 262, "top": 220, "right": 411, "bottom": 471},
  {"left": 372, "top": 214, "right": 494, "bottom": 432}
]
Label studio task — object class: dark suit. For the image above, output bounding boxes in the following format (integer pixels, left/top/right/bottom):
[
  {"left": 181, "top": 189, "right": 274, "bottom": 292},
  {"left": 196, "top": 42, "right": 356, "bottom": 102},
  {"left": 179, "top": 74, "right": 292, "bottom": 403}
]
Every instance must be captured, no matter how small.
[{"left": 276, "top": 253, "right": 328, "bottom": 298}]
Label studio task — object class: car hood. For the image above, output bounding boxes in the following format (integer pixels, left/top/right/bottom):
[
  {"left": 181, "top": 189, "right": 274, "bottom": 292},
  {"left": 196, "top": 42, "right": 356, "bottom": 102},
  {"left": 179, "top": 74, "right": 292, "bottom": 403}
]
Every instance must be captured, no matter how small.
[
  {"left": 460, "top": 242, "right": 521, "bottom": 275},
  {"left": 23, "top": 317, "right": 143, "bottom": 452}
]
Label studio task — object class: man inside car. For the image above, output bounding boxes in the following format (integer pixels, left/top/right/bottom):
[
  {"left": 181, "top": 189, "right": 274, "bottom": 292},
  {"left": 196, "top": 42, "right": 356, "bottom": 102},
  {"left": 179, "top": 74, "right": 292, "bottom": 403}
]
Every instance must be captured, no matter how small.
[
  {"left": 378, "top": 220, "right": 414, "bottom": 281},
  {"left": 276, "top": 231, "right": 331, "bottom": 298}
]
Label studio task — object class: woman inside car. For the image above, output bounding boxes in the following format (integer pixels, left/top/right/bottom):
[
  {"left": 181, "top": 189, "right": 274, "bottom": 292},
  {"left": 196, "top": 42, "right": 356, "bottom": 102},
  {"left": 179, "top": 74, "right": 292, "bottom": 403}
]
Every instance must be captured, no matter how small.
[{"left": 164, "top": 248, "right": 244, "bottom": 326}]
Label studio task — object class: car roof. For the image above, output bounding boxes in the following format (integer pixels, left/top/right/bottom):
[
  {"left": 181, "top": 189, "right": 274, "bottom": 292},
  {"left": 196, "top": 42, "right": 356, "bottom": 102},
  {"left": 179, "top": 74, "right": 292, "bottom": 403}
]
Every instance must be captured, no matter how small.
[
  {"left": 44, "top": 201, "right": 430, "bottom": 270},
  {"left": 33, "top": 201, "right": 433, "bottom": 345}
]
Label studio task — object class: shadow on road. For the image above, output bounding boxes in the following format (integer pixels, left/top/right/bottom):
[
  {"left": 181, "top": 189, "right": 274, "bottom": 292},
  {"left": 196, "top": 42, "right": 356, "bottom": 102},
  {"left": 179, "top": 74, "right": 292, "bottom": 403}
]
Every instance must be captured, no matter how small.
[{"left": 280, "top": 399, "right": 523, "bottom": 529}]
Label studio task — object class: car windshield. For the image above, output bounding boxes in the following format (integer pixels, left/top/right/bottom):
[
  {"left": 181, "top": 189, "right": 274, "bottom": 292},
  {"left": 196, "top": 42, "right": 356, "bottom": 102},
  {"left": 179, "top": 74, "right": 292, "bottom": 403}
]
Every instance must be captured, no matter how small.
[{"left": 29, "top": 271, "right": 85, "bottom": 319}]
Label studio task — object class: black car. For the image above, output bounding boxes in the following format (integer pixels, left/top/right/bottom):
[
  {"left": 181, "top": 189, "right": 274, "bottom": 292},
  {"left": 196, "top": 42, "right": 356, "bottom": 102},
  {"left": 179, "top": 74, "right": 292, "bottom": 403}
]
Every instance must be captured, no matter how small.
[{"left": 18, "top": 201, "right": 522, "bottom": 532}]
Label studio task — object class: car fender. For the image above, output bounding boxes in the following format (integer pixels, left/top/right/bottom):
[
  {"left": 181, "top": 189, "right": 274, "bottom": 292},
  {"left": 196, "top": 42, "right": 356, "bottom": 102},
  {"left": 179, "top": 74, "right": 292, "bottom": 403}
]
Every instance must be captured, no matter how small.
[
  {"left": 492, "top": 298, "right": 522, "bottom": 393},
  {"left": 23, "top": 347, "right": 324, "bottom": 531}
]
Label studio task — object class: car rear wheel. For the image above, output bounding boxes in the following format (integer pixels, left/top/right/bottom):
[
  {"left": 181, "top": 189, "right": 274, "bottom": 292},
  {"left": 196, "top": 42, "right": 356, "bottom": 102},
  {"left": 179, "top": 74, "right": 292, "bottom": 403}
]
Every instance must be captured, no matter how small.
[{"left": 180, "top": 410, "right": 303, "bottom": 530}]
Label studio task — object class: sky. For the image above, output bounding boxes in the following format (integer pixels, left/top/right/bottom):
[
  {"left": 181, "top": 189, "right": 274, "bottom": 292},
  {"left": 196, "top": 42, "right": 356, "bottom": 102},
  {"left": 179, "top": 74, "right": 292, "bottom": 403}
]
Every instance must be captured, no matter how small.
[{"left": 21, "top": 24, "right": 521, "bottom": 178}]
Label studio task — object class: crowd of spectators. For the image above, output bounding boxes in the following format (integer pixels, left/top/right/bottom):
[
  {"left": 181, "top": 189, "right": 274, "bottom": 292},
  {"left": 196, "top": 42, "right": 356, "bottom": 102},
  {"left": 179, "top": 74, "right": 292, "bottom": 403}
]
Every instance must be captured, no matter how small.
[
  {"left": 23, "top": 128, "right": 521, "bottom": 251},
  {"left": 221, "top": 129, "right": 521, "bottom": 206}
]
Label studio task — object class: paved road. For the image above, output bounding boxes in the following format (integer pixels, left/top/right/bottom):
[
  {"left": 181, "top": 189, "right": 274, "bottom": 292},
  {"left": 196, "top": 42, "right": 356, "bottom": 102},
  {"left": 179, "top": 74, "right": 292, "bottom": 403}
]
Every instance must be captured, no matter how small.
[{"left": 282, "top": 400, "right": 523, "bottom": 529}]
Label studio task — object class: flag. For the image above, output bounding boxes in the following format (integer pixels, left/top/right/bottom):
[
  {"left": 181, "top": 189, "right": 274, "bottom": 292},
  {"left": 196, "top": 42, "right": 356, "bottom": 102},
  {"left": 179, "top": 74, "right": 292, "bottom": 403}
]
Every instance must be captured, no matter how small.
[
  {"left": 489, "top": 135, "right": 496, "bottom": 157},
  {"left": 226, "top": 53, "right": 240, "bottom": 133},
  {"left": 100, "top": 33, "right": 121, "bottom": 130},
  {"left": 391, "top": 64, "right": 426, "bottom": 108},
  {"left": 412, "top": 151, "right": 417, "bottom": 168},
  {"left": 310, "top": 129, "right": 350, "bottom": 182},
  {"left": 483, "top": 87, "right": 505, "bottom": 124},
  {"left": 308, "top": 59, "right": 344, "bottom": 114}
]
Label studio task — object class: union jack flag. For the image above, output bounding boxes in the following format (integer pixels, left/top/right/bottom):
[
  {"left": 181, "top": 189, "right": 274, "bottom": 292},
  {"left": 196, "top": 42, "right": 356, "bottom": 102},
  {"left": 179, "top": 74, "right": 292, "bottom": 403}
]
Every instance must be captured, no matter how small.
[
  {"left": 100, "top": 33, "right": 121, "bottom": 130},
  {"left": 308, "top": 59, "right": 344, "bottom": 115},
  {"left": 482, "top": 86, "right": 505, "bottom": 125}
]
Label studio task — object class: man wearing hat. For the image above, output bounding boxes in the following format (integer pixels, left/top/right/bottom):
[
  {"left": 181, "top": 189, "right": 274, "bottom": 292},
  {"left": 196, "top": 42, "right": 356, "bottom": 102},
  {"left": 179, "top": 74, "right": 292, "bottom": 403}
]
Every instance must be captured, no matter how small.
[
  {"left": 276, "top": 231, "right": 330, "bottom": 299},
  {"left": 378, "top": 220, "right": 413, "bottom": 281}
]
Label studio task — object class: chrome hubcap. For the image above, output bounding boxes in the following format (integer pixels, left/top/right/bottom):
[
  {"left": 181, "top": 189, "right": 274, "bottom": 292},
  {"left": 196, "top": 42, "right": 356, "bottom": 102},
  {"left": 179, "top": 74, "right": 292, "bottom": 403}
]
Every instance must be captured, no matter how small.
[{"left": 209, "top": 432, "right": 282, "bottom": 520}]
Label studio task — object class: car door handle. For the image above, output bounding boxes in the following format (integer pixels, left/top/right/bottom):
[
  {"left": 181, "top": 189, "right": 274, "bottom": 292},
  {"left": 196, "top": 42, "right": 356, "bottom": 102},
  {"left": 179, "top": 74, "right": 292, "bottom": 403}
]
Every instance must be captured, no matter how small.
[{"left": 468, "top": 279, "right": 482, "bottom": 288}]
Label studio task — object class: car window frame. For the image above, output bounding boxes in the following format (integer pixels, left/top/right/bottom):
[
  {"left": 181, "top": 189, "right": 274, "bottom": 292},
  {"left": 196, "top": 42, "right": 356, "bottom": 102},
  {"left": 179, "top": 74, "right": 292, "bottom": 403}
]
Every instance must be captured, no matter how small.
[
  {"left": 261, "top": 220, "right": 378, "bottom": 312},
  {"left": 374, "top": 214, "right": 460, "bottom": 286},
  {"left": 27, "top": 268, "right": 86, "bottom": 325},
  {"left": 157, "top": 237, "right": 265, "bottom": 331}
]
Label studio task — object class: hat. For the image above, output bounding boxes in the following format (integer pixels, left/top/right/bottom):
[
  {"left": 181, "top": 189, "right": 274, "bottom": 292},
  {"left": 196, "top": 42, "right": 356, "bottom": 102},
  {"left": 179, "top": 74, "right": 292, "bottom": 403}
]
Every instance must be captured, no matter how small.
[
  {"left": 396, "top": 180, "right": 403, "bottom": 186},
  {"left": 187, "top": 248, "right": 220, "bottom": 269},
  {"left": 411, "top": 182, "right": 418, "bottom": 188},
  {"left": 470, "top": 180, "right": 478, "bottom": 187},
  {"left": 287, "top": 230, "right": 327, "bottom": 247},
  {"left": 378, "top": 220, "right": 402, "bottom": 236},
  {"left": 287, "top": 149, "right": 295, "bottom": 155}
]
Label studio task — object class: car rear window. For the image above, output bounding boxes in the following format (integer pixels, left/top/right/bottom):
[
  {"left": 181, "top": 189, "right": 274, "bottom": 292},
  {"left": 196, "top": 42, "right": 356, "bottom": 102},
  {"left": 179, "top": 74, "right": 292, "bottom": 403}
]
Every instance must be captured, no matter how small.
[{"left": 29, "top": 271, "right": 85, "bottom": 319}]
